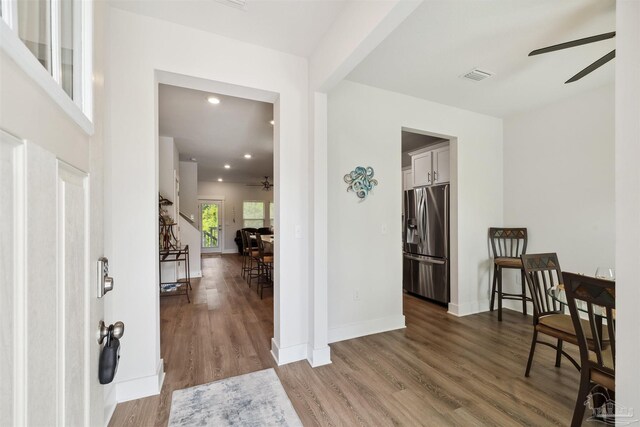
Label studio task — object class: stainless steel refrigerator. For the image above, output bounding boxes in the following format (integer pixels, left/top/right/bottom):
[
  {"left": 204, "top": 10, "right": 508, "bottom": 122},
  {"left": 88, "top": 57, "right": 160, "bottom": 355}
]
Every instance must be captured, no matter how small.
[{"left": 403, "top": 184, "right": 450, "bottom": 304}]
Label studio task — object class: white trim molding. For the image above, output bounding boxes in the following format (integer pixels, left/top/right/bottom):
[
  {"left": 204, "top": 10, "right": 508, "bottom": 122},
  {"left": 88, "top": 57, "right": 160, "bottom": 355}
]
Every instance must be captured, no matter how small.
[
  {"left": 307, "top": 345, "right": 331, "bottom": 367},
  {"left": 328, "top": 315, "right": 406, "bottom": 344},
  {"left": 270, "top": 339, "right": 307, "bottom": 366},
  {"left": 114, "top": 359, "right": 164, "bottom": 403},
  {"left": 0, "top": 17, "right": 93, "bottom": 134},
  {"left": 447, "top": 299, "right": 490, "bottom": 317}
]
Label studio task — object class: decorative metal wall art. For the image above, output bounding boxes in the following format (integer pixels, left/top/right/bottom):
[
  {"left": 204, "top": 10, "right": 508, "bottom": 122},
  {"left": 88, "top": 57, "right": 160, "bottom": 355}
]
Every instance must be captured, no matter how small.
[{"left": 344, "top": 166, "right": 378, "bottom": 200}]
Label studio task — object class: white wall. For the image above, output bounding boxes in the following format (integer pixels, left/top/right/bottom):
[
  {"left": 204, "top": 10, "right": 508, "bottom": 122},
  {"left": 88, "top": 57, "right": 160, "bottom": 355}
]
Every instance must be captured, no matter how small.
[
  {"left": 199, "top": 181, "right": 274, "bottom": 253},
  {"left": 615, "top": 0, "right": 640, "bottom": 412},
  {"left": 177, "top": 216, "right": 202, "bottom": 278},
  {"left": 158, "top": 136, "right": 178, "bottom": 218},
  {"left": 502, "top": 84, "right": 615, "bottom": 300},
  {"left": 179, "top": 161, "right": 198, "bottom": 221},
  {"left": 327, "top": 80, "right": 503, "bottom": 342},
  {"left": 105, "top": 6, "right": 309, "bottom": 402}
]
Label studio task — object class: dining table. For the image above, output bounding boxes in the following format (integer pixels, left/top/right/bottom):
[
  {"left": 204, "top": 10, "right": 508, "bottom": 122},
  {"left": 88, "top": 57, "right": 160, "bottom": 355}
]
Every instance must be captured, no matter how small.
[
  {"left": 546, "top": 281, "right": 613, "bottom": 346},
  {"left": 250, "top": 234, "right": 274, "bottom": 251}
]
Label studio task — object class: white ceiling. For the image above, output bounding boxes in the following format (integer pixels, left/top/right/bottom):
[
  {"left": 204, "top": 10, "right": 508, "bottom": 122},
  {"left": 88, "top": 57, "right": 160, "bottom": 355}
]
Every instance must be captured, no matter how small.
[
  {"left": 158, "top": 84, "right": 273, "bottom": 184},
  {"left": 109, "top": 0, "right": 347, "bottom": 57},
  {"left": 347, "top": 0, "right": 616, "bottom": 118}
]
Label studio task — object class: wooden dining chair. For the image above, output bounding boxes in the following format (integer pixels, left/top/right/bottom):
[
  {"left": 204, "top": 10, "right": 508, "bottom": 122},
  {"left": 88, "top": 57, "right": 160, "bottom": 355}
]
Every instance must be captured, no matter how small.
[
  {"left": 255, "top": 233, "right": 273, "bottom": 299},
  {"left": 489, "top": 227, "right": 532, "bottom": 321},
  {"left": 242, "top": 230, "right": 261, "bottom": 286},
  {"left": 240, "top": 229, "right": 250, "bottom": 278},
  {"left": 521, "top": 253, "right": 581, "bottom": 376},
  {"left": 563, "top": 272, "right": 615, "bottom": 427}
]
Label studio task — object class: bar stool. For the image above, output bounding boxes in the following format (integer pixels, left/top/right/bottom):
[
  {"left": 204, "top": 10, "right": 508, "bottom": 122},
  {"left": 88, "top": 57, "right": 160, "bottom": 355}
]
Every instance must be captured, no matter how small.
[{"left": 489, "top": 227, "right": 532, "bottom": 321}]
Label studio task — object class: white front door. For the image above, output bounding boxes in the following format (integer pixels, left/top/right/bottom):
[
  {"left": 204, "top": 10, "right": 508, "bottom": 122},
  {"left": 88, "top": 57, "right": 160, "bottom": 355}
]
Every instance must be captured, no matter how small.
[
  {"left": 1, "top": 130, "right": 104, "bottom": 425},
  {"left": 200, "top": 200, "right": 223, "bottom": 253}
]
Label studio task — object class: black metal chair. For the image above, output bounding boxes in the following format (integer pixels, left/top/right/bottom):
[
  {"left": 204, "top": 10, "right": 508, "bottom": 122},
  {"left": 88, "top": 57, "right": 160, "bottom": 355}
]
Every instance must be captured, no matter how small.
[
  {"left": 489, "top": 227, "right": 531, "bottom": 320},
  {"left": 563, "top": 272, "right": 615, "bottom": 427},
  {"left": 521, "top": 253, "right": 581, "bottom": 376}
]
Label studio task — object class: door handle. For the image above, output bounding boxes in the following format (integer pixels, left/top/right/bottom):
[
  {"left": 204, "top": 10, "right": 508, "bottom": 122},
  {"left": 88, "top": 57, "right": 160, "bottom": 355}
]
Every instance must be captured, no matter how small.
[
  {"left": 97, "top": 257, "right": 114, "bottom": 298},
  {"left": 98, "top": 320, "right": 125, "bottom": 344},
  {"left": 403, "top": 254, "right": 446, "bottom": 265}
]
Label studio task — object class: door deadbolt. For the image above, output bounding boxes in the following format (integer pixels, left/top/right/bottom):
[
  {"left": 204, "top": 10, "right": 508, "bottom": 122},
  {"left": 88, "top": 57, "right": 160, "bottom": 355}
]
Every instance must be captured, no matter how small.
[{"left": 97, "top": 257, "right": 114, "bottom": 298}]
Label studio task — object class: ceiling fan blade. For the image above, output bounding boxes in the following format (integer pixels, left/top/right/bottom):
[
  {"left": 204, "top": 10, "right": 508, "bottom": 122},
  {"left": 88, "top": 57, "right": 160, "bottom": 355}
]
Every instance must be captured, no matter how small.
[
  {"left": 529, "top": 31, "right": 615, "bottom": 56},
  {"left": 565, "top": 49, "right": 615, "bottom": 84}
]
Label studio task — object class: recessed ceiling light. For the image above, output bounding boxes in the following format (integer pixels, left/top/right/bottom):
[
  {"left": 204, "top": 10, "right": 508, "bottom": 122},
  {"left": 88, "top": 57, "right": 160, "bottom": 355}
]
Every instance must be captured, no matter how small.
[
  {"left": 207, "top": 96, "right": 221, "bottom": 105},
  {"left": 270, "top": 120, "right": 274, "bottom": 125},
  {"left": 218, "top": 178, "right": 223, "bottom": 182},
  {"left": 224, "top": 164, "right": 231, "bottom": 169},
  {"left": 244, "top": 154, "right": 252, "bottom": 159}
]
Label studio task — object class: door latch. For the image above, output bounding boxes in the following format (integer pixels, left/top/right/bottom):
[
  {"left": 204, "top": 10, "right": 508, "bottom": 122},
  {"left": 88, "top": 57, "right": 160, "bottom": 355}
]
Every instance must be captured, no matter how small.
[{"left": 97, "top": 257, "right": 114, "bottom": 298}]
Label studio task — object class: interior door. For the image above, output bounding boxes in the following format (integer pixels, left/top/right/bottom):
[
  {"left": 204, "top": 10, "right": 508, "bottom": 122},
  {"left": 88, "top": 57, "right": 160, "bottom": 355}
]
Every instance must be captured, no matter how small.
[
  {"left": 200, "top": 200, "right": 223, "bottom": 253},
  {"left": 1, "top": 130, "right": 104, "bottom": 425}
]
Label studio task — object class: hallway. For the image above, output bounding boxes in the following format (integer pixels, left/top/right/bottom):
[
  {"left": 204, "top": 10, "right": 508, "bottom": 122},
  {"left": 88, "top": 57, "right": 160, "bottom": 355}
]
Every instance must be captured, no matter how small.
[{"left": 110, "top": 255, "right": 580, "bottom": 426}]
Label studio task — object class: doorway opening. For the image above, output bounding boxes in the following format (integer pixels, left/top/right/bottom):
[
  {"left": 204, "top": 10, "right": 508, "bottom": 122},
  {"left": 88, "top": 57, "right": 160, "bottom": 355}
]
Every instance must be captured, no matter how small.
[
  {"left": 155, "top": 73, "right": 279, "bottom": 388},
  {"left": 200, "top": 200, "right": 223, "bottom": 254},
  {"left": 401, "top": 127, "right": 458, "bottom": 314}
]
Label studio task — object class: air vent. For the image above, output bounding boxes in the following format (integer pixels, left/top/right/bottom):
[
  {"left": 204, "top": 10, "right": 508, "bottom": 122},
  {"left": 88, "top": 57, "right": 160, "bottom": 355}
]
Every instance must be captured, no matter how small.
[
  {"left": 462, "top": 68, "right": 494, "bottom": 81},
  {"left": 216, "top": 0, "right": 247, "bottom": 10}
]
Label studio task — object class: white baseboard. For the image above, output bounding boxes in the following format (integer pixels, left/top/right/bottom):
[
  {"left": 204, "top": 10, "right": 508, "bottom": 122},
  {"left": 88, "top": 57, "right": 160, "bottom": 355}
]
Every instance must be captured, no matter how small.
[
  {"left": 307, "top": 345, "right": 332, "bottom": 367},
  {"left": 270, "top": 338, "right": 307, "bottom": 366},
  {"left": 103, "top": 384, "right": 117, "bottom": 427},
  {"left": 115, "top": 359, "right": 165, "bottom": 403},
  {"left": 448, "top": 299, "right": 490, "bottom": 317},
  {"left": 190, "top": 270, "right": 202, "bottom": 278},
  {"left": 328, "top": 314, "right": 406, "bottom": 344}
]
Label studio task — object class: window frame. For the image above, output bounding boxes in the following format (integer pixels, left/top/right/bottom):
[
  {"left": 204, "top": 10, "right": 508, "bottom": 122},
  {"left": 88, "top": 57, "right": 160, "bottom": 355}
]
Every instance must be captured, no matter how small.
[
  {"left": 0, "top": 0, "right": 93, "bottom": 134},
  {"left": 242, "top": 200, "right": 265, "bottom": 229}
]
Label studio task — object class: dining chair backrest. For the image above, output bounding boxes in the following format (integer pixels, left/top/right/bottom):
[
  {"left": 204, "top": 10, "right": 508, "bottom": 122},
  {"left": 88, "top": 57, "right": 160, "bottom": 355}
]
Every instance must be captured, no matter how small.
[
  {"left": 489, "top": 228, "right": 528, "bottom": 259},
  {"left": 240, "top": 230, "right": 248, "bottom": 252},
  {"left": 521, "top": 253, "right": 563, "bottom": 320},
  {"left": 563, "top": 272, "right": 615, "bottom": 375},
  {"left": 255, "top": 233, "right": 265, "bottom": 257}
]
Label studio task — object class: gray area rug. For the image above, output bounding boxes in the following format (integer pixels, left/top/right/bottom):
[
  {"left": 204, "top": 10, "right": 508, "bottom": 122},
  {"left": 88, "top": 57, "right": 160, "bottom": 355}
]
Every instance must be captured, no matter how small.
[{"left": 168, "top": 368, "right": 303, "bottom": 427}]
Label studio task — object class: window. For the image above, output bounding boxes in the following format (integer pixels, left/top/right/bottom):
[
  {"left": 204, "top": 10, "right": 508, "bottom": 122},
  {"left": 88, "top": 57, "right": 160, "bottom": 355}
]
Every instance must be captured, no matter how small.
[
  {"left": 269, "top": 202, "right": 274, "bottom": 225},
  {"left": 243, "top": 201, "right": 265, "bottom": 228},
  {"left": 1, "top": 0, "right": 91, "bottom": 129}
]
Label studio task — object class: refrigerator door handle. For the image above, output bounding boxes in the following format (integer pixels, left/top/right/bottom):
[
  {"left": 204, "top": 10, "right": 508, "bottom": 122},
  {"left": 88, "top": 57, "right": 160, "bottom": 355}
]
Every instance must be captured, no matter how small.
[{"left": 403, "top": 253, "right": 446, "bottom": 265}]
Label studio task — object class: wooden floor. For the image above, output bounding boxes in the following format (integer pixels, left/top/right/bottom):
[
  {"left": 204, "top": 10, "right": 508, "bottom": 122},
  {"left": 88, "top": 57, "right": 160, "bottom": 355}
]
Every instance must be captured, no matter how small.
[{"left": 109, "top": 254, "right": 587, "bottom": 426}]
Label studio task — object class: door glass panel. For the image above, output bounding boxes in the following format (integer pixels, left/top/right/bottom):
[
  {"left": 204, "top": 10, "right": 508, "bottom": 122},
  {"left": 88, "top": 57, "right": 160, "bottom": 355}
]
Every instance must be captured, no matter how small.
[
  {"left": 201, "top": 202, "right": 219, "bottom": 250},
  {"left": 18, "top": 0, "right": 51, "bottom": 72},
  {"left": 60, "top": 0, "right": 74, "bottom": 98}
]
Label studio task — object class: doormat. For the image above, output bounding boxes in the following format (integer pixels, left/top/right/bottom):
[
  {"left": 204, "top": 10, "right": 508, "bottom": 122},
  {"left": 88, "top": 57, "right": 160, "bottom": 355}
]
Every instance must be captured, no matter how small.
[{"left": 168, "top": 368, "right": 302, "bottom": 426}]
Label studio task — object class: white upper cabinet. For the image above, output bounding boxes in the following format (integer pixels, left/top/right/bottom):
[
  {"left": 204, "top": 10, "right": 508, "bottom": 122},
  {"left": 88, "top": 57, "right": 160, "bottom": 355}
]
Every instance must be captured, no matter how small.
[
  {"left": 412, "top": 151, "right": 433, "bottom": 187},
  {"left": 403, "top": 168, "right": 414, "bottom": 191},
  {"left": 433, "top": 147, "right": 450, "bottom": 184},
  {"left": 408, "top": 145, "right": 450, "bottom": 187}
]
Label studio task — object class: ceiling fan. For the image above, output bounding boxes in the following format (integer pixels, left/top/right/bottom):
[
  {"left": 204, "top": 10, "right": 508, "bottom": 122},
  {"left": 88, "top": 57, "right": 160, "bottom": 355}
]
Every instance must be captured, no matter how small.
[
  {"left": 246, "top": 176, "right": 273, "bottom": 191},
  {"left": 529, "top": 31, "right": 615, "bottom": 84}
]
